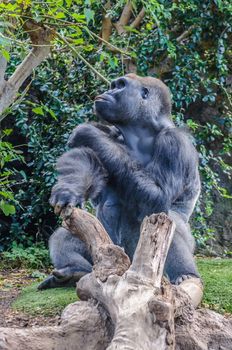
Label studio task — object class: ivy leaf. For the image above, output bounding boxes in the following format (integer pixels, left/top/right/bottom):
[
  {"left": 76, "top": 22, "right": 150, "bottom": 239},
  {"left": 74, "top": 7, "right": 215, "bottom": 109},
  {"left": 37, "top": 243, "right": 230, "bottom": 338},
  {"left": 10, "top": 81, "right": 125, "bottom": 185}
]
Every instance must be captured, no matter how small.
[
  {"left": 72, "top": 38, "right": 84, "bottom": 45},
  {"left": 47, "top": 108, "right": 58, "bottom": 120},
  {"left": 65, "top": 0, "right": 72, "bottom": 7},
  {"left": 0, "top": 200, "right": 16, "bottom": 216},
  {"left": 84, "top": 8, "right": 94, "bottom": 24},
  {"left": 0, "top": 191, "right": 14, "bottom": 200},
  {"left": 32, "top": 107, "right": 44, "bottom": 116},
  {"left": 72, "top": 13, "right": 86, "bottom": 23},
  {"left": 3, "top": 129, "right": 13, "bottom": 136},
  {"left": 1, "top": 49, "right": 10, "bottom": 61},
  {"left": 55, "top": 12, "right": 66, "bottom": 19}
]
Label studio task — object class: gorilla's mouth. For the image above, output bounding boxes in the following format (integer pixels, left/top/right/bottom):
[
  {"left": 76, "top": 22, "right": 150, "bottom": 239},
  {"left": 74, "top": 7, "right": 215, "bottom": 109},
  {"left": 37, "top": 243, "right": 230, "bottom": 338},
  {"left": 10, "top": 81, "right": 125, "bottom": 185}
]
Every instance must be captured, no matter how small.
[{"left": 94, "top": 93, "right": 114, "bottom": 103}]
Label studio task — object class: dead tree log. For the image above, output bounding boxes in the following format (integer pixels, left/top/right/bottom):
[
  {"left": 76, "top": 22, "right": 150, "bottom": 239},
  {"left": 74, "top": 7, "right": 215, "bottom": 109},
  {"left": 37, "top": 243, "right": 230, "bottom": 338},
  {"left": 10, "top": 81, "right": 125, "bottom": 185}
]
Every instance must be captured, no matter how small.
[
  {"left": 0, "top": 209, "right": 232, "bottom": 350},
  {"left": 66, "top": 210, "right": 176, "bottom": 349}
]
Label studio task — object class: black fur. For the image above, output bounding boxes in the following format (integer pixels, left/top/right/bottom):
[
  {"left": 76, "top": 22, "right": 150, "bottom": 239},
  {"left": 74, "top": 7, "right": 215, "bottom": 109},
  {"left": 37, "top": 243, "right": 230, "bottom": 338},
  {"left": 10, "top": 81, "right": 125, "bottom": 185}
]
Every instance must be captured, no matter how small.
[{"left": 38, "top": 74, "right": 201, "bottom": 289}]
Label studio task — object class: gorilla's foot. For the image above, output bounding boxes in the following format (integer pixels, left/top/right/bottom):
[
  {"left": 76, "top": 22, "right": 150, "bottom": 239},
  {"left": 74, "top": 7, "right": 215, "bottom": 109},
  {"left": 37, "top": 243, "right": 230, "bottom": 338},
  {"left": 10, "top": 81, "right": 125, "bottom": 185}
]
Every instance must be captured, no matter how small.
[
  {"left": 37, "top": 270, "right": 88, "bottom": 290},
  {"left": 37, "top": 275, "right": 72, "bottom": 290},
  {"left": 178, "top": 277, "right": 203, "bottom": 308},
  {"left": 175, "top": 274, "right": 195, "bottom": 285}
]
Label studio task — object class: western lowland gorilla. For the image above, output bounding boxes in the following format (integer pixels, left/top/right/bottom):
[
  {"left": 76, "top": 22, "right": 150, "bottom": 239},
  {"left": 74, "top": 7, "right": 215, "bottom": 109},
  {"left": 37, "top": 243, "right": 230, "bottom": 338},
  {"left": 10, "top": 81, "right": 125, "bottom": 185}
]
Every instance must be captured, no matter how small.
[{"left": 38, "top": 74, "right": 203, "bottom": 305}]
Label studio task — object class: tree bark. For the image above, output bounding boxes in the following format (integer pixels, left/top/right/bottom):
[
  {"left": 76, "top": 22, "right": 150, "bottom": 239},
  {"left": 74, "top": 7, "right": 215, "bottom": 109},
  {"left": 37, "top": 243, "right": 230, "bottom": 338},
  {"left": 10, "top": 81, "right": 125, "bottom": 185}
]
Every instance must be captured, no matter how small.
[
  {"left": 114, "top": 1, "right": 133, "bottom": 35},
  {"left": 102, "top": 0, "right": 112, "bottom": 42},
  {"left": 0, "top": 209, "right": 232, "bottom": 350},
  {"left": 0, "top": 21, "right": 53, "bottom": 119}
]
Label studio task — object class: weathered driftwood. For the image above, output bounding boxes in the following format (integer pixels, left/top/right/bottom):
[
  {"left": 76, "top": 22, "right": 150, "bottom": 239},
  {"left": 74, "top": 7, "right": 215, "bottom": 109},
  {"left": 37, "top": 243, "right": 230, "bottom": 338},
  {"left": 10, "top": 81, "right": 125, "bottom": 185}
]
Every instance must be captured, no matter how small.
[
  {"left": 68, "top": 210, "right": 176, "bottom": 350},
  {"left": 0, "top": 209, "right": 232, "bottom": 350}
]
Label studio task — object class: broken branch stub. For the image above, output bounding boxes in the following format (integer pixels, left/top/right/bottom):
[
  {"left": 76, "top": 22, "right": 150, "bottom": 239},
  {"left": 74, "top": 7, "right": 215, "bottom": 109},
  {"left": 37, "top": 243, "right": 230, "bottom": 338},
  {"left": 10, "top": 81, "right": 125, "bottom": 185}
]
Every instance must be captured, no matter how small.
[
  {"left": 61, "top": 208, "right": 131, "bottom": 281},
  {"left": 130, "top": 213, "right": 175, "bottom": 287}
]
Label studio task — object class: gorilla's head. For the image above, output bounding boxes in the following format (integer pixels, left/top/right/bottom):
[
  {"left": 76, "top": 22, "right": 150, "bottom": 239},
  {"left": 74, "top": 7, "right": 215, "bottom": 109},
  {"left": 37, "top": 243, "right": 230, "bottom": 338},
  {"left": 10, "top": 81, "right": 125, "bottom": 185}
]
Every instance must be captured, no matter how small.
[{"left": 94, "top": 74, "right": 172, "bottom": 129}]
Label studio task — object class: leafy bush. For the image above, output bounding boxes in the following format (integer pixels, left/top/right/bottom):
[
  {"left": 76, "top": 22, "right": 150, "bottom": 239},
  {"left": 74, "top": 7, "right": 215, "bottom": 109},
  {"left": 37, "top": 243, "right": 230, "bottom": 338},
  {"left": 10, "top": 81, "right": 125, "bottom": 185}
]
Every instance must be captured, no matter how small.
[
  {"left": 1, "top": 241, "right": 50, "bottom": 269},
  {"left": 0, "top": 129, "right": 24, "bottom": 216}
]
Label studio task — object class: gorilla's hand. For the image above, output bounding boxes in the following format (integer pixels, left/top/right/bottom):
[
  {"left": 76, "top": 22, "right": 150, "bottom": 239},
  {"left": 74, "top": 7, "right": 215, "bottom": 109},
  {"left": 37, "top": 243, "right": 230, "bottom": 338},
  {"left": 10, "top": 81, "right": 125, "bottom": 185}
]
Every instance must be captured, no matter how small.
[
  {"left": 49, "top": 185, "right": 84, "bottom": 216},
  {"left": 68, "top": 123, "right": 110, "bottom": 148}
]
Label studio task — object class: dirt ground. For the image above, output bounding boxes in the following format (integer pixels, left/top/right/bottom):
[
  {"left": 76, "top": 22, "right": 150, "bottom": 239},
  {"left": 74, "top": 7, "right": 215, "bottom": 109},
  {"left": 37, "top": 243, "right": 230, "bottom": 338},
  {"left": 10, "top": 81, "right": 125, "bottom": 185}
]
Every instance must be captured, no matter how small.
[{"left": 0, "top": 269, "right": 60, "bottom": 328}]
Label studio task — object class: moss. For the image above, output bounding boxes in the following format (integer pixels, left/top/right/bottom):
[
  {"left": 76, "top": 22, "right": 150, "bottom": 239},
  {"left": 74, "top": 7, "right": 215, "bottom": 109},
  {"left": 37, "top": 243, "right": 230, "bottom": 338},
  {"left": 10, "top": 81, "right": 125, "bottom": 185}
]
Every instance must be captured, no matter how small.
[
  {"left": 197, "top": 258, "right": 232, "bottom": 314},
  {"left": 12, "top": 283, "right": 78, "bottom": 316}
]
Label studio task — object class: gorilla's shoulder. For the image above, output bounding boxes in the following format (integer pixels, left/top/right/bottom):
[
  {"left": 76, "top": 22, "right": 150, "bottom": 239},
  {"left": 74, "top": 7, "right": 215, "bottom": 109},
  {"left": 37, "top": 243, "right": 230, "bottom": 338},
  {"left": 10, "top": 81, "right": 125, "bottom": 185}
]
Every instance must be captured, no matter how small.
[
  {"left": 157, "top": 127, "right": 194, "bottom": 146},
  {"left": 156, "top": 127, "right": 198, "bottom": 162}
]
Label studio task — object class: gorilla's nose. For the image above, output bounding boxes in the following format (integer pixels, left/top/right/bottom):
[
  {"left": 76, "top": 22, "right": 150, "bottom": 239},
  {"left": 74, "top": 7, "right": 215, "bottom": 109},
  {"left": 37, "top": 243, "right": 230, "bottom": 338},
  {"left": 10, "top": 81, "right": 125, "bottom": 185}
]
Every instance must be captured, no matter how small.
[{"left": 111, "top": 77, "right": 128, "bottom": 90}]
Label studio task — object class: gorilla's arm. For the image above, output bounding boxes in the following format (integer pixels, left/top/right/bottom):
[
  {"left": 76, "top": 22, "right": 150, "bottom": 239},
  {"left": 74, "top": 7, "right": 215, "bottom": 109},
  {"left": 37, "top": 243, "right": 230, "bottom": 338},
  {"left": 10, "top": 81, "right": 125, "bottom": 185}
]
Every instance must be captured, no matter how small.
[
  {"left": 49, "top": 147, "right": 108, "bottom": 213},
  {"left": 68, "top": 123, "right": 122, "bottom": 148},
  {"left": 70, "top": 124, "right": 198, "bottom": 217}
]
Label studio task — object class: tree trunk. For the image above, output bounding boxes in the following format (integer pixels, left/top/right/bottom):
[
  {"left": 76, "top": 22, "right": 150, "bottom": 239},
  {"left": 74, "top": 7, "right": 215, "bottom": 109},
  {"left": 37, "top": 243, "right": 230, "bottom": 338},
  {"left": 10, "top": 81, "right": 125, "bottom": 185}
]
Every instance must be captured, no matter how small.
[{"left": 0, "top": 209, "right": 232, "bottom": 350}]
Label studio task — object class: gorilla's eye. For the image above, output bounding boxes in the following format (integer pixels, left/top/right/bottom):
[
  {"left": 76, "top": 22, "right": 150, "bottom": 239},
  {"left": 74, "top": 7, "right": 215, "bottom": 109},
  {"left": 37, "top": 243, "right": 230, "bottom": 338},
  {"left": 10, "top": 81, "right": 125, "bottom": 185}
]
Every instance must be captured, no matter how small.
[{"left": 141, "top": 87, "right": 149, "bottom": 99}]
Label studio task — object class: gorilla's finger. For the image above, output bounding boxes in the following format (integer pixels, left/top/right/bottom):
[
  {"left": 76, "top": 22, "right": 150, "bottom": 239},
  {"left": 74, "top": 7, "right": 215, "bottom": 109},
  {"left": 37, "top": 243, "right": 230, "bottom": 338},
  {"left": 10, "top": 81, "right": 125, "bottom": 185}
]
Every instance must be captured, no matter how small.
[
  {"left": 54, "top": 204, "right": 62, "bottom": 215},
  {"left": 76, "top": 201, "right": 85, "bottom": 209},
  {"left": 49, "top": 193, "right": 58, "bottom": 207},
  {"left": 61, "top": 203, "right": 74, "bottom": 218},
  {"left": 53, "top": 192, "right": 77, "bottom": 212}
]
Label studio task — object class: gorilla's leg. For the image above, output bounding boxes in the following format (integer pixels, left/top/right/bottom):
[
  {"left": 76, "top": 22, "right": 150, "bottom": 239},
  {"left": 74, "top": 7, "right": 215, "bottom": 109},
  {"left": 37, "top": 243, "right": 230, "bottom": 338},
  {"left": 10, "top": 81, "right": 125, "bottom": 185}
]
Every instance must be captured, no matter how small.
[
  {"left": 96, "top": 187, "right": 122, "bottom": 246},
  {"left": 165, "top": 211, "right": 199, "bottom": 283},
  {"left": 165, "top": 211, "right": 203, "bottom": 307},
  {"left": 38, "top": 227, "right": 92, "bottom": 290},
  {"left": 39, "top": 147, "right": 108, "bottom": 290}
]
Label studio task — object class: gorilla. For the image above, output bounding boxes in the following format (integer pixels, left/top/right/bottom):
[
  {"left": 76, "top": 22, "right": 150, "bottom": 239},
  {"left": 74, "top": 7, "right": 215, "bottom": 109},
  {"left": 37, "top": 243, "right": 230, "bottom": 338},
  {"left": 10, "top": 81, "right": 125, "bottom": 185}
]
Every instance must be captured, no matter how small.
[{"left": 38, "top": 74, "right": 202, "bottom": 304}]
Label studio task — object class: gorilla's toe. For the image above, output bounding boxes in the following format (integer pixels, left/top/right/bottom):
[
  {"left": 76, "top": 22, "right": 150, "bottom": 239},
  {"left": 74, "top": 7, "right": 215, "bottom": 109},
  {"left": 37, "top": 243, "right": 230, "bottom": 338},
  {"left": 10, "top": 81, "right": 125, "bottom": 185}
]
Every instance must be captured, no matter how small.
[{"left": 175, "top": 274, "right": 196, "bottom": 285}]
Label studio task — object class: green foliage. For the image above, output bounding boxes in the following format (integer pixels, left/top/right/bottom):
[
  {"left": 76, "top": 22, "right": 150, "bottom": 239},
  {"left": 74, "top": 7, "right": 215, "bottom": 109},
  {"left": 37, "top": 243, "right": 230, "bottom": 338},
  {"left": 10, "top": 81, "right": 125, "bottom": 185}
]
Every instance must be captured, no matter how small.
[
  {"left": 198, "top": 258, "right": 232, "bottom": 314},
  {"left": 0, "top": 130, "right": 24, "bottom": 217},
  {"left": 1, "top": 242, "right": 50, "bottom": 269},
  {"left": 12, "top": 283, "right": 77, "bottom": 316}
]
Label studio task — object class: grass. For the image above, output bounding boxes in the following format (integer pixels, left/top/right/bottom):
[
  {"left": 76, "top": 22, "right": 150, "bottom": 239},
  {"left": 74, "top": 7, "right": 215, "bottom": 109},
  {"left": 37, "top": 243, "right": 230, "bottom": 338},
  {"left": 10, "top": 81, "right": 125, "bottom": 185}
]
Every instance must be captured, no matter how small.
[
  {"left": 12, "top": 283, "right": 78, "bottom": 316},
  {"left": 197, "top": 258, "right": 232, "bottom": 314},
  {"left": 11, "top": 258, "right": 232, "bottom": 317}
]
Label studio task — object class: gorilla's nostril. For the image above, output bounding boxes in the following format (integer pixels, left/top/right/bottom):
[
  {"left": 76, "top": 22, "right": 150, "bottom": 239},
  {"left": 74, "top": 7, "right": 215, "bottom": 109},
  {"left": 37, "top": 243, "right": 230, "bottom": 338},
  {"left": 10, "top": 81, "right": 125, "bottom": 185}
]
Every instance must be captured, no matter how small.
[
  {"left": 117, "top": 79, "right": 126, "bottom": 89},
  {"left": 113, "top": 77, "right": 127, "bottom": 89}
]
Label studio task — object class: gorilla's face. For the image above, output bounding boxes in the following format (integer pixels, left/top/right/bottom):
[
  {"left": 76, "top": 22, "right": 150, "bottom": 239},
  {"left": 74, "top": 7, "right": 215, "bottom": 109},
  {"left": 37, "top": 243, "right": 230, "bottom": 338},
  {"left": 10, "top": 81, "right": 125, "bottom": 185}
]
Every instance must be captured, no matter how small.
[{"left": 94, "top": 74, "right": 171, "bottom": 126}]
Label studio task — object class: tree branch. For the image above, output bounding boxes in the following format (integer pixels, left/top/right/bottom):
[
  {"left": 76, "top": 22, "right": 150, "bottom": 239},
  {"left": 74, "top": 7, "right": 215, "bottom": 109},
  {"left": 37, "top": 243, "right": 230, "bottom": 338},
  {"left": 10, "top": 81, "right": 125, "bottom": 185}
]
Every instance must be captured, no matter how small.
[
  {"left": 130, "top": 213, "right": 175, "bottom": 287},
  {"left": 176, "top": 25, "right": 196, "bottom": 43},
  {"left": 8, "top": 46, "right": 50, "bottom": 92},
  {"left": 114, "top": 1, "right": 133, "bottom": 35},
  {"left": 0, "top": 21, "right": 53, "bottom": 118},
  {"left": 61, "top": 208, "right": 130, "bottom": 281},
  {"left": 86, "top": 28, "right": 131, "bottom": 56},
  {"left": 55, "top": 31, "right": 110, "bottom": 85},
  {"left": 130, "top": 7, "right": 145, "bottom": 29},
  {"left": 0, "top": 54, "right": 7, "bottom": 91},
  {"left": 101, "top": 0, "right": 112, "bottom": 42}
]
